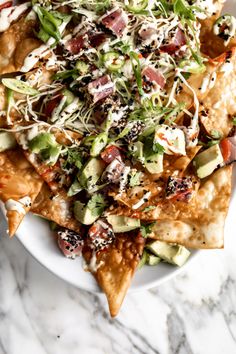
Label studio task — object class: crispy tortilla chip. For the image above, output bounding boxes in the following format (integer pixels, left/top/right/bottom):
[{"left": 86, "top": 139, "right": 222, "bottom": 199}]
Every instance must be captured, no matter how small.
[
  {"left": 200, "top": 48, "right": 236, "bottom": 138},
  {"left": 149, "top": 166, "right": 233, "bottom": 249},
  {"left": 83, "top": 232, "right": 145, "bottom": 317},
  {"left": 0, "top": 149, "right": 43, "bottom": 236},
  {"left": 0, "top": 13, "right": 41, "bottom": 74},
  {"left": 31, "top": 184, "right": 81, "bottom": 232}
]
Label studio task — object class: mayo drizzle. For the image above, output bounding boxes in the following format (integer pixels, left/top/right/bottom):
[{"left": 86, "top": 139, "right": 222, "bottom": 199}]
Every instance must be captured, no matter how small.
[
  {"left": 5, "top": 196, "right": 31, "bottom": 215},
  {"left": 0, "top": 2, "right": 30, "bottom": 32}
]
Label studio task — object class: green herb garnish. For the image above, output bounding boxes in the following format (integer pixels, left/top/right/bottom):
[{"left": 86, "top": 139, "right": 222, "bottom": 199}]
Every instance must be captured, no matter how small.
[{"left": 87, "top": 194, "right": 107, "bottom": 217}]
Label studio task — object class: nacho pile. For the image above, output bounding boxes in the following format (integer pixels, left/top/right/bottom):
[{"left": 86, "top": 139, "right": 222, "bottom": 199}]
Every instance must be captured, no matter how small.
[{"left": 0, "top": 0, "right": 235, "bottom": 316}]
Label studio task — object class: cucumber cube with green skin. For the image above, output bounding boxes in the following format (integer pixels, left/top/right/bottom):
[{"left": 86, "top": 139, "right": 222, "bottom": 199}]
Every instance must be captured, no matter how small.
[
  {"left": 0, "top": 132, "right": 16, "bottom": 152},
  {"left": 79, "top": 158, "right": 105, "bottom": 190},
  {"left": 106, "top": 215, "right": 141, "bottom": 232},
  {"left": 146, "top": 253, "right": 161, "bottom": 266},
  {"left": 146, "top": 240, "right": 190, "bottom": 266},
  {"left": 144, "top": 153, "right": 163, "bottom": 174},
  {"left": 74, "top": 201, "right": 99, "bottom": 225},
  {"left": 193, "top": 144, "right": 224, "bottom": 179}
]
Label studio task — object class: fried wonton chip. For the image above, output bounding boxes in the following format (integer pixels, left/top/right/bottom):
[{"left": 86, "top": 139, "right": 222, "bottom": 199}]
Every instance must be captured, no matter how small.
[
  {"left": 149, "top": 165, "right": 232, "bottom": 249},
  {"left": 83, "top": 232, "right": 145, "bottom": 317},
  {"left": 200, "top": 16, "right": 236, "bottom": 59},
  {"left": 0, "top": 11, "right": 41, "bottom": 74},
  {"left": 15, "top": 127, "right": 82, "bottom": 195},
  {"left": 109, "top": 147, "right": 201, "bottom": 220},
  {"left": 31, "top": 183, "right": 81, "bottom": 233},
  {"left": 0, "top": 149, "right": 43, "bottom": 236},
  {"left": 200, "top": 48, "right": 236, "bottom": 138}
]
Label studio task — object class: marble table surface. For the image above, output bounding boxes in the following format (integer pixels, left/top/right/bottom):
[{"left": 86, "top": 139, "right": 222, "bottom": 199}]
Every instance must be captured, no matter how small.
[{"left": 0, "top": 215, "right": 236, "bottom": 354}]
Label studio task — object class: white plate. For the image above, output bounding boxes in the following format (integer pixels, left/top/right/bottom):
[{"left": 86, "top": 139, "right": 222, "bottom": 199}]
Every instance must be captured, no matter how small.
[{"left": 2, "top": 0, "right": 236, "bottom": 293}]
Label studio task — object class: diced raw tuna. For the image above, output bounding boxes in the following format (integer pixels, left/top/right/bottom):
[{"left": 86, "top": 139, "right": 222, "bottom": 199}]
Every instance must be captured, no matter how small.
[
  {"left": 160, "top": 28, "right": 186, "bottom": 54},
  {"left": 89, "top": 32, "right": 107, "bottom": 47},
  {"left": 101, "top": 145, "right": 122, "bottom": 164},
  {"left": 166, "top": 176, "right": 193, "bottom": 202},
  {"left": 220, "top": 134, "right": 236, "bottom": 165},
  {"left": 100, "top": 8, "right": 128, "bottom": 37},
  {"left": 57, "top": 229, "right": 84, "bottom": 259},
  {"left": 139, "top": 25, "right": 157, "bottom": 40},
  {"left": 87, "top": 219, "right": 115, "bottom": 252},
  {"left": 65, "top": 34, "right": 88, "bottom": 54},
  {"left": 142, "top": 66, "right": 166, "bottom": 90},
  {"left": 88, "top": 75, "right": 114, "bottom": 103},
  {"left": 102, "top": 157, "right": 125, "bottom": 183}
]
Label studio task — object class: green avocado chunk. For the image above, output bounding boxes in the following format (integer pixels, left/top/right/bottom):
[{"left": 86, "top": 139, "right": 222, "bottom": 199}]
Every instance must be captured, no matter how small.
[
  {"left": 74, "top": 200, "right": 99, "bottom": 225},
  {"left": 79, "top": 158, "right": 105, "bottom": 190},
  {"left": 0, "top": 132, "right": 16, "bottom": 152},
  {"left": 193, "top": 144, "right": 224, "bottom": 179},
  {"left": 106, "top": 215, "right": 141, "bottom": 233},
  {"left": 144, "top": 153, "right": 163, "bottom": 174},
  {"left": 146, "top": 253, "right": 161, "bottom": 266},
  {"left": 146, "top": 240, "right": 190, "bottom": 266}
]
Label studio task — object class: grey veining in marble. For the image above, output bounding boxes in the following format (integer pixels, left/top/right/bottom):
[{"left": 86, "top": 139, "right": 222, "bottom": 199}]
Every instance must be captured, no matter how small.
[{"left": 0, "top": 215, "right": 236, "bottom": 354}]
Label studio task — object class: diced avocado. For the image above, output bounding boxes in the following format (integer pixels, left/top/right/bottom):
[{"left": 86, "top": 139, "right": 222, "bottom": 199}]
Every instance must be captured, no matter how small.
[
  {"left": 67, "top": 180, "right": 82, "bottom": 197},
  {"left": 79, "top": 158, "right": 105, "bottom": 190},
  {"left": 74, "top": 200, "right": 99, "bottom": 225},
  {"left": 90, "top": 132, "right": 108, "bottom": 157},
  {"left": 144, "top": 153, "right": 163, "bottom": 174},
  {"left": 129, "top": 141, "right": 144, "bottom": 162},
  {"left": 107, "top": 215, "right": 141, "bottom": 233},
  {"left": 76, "top": 60, "right": 89, "bottom": 74},
  {"left": 146, "top": 253, "right": 161, "bottom": 266},
  {"left": 193, "top": 144, "right": 223, "bottom": 179},
  {"left": 138, "top": 250, "right": 148, "bottom": 269},
  {"left": 0, "top": 132, "right": 16, "bottom": 152},
  {"left": 62, "top": 89, "right": 75, "bottom": 105},
  {"left": 28, "top": 132, "right": 57, "bottom": 153},
  {"left": 146, "top": 240, "right": 190, "bottom": 267}
]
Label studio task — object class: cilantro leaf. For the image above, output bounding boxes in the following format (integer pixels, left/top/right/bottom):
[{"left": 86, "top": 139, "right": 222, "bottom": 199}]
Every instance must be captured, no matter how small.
[
  {"left": 173, "top": 0, "right": 195, "bottom": 20},
  {"left": 153, "top": 142, "right": 165, "bottom": 154},
  {"left": 87, "top": 194, "right": 107, "bottom": 217},
  {"left": 140, "top": 222, "right": 155, "bottom": 238},
  {"left": 142, "top": 205, "right": 156, "bottom": 212},
  {"left": 63, "top": 148, "right": 83, "bottom": 171},
  {"left": 232, "top": 117, "right": 236, "bottom": 126}
]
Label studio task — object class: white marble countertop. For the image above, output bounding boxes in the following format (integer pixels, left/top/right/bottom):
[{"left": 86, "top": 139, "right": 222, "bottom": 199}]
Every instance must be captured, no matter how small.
[{"left": 0, "top": 215, "right": 236, "bottom": 354}]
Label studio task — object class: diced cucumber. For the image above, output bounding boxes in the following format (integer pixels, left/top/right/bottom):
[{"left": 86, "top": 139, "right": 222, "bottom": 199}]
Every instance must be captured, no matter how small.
[
  {"left": 67, "top": 180, "right": 82, "bottom": 197},
  {"left": 90, "top": 132, "right": 108, "bottom": 157}
]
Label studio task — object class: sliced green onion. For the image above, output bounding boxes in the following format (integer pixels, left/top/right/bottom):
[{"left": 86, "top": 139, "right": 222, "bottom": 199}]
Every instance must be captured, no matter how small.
[
  {"left": 103, "top": 51, "right": 125, "bottom": 72},
  {"left": 6, "top": 88, "right": 14, "bottom": 123},
  {"left": 2, "top": 79, "right": 39, "bottom": 96},
  {"left": 90, "top": 132, "right": 108, "bottom": 157},
  {"left": 129, "top": 51, "right": 144, "bottom": 96},
  {"left": 213, "top": 14, "right": 236, "bottom": 45},
  {"left": 126, "top": 0, "right": 148, "bottom": 13},
  {"left": 180, "top": 60, "right": 205, "bottom": 74}
]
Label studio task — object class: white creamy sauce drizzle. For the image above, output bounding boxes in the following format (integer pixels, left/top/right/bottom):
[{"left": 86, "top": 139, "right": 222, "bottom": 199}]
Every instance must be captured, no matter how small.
[
  {"left": 0, "top": 2, "right": 30, "bottom": 32},
  {"left": 20, "top": 7, "right": 71, "bottom": 72},
  {"left": 84, "top": 252, "right": 104, "bottom": 273},
  {"left": 132, "top": 191, "right": 151, "bottom": 210},
  {"left": 5, "top": 196, "right": 31, "bottom": 215},
  {"left": 89, "top": 82, "right": 114, "bottom": 95}
]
